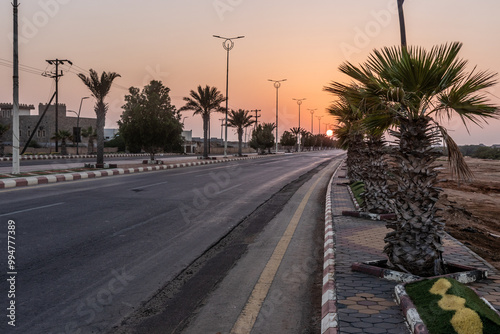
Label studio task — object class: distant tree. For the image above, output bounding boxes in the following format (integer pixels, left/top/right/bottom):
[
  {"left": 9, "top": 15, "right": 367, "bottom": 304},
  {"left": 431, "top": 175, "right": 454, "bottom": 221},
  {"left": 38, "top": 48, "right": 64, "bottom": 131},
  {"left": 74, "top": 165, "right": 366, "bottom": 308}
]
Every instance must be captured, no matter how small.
[
  {"left": 0, "top": 123, "right": 10, "bottom": 156},
  {"left": 104, "top": 133, "right": 126, "bottom": 152},
  {"left": 78, "top": 69, "right": 121, "bottom": 165},
  {"left": 227, "top": 109, "right": 255, "bottom": 156},
  {"left": 280, "top": 131, "right": 296, "bottom": 152},
  {"left": 119, "top": 80, "right": 183, "bottom": 160},
  {"left": 250, "top": 122, "right": 275, "bottom": 154},
  {"left": 52, "top": 130, "right": 72, "bottom": 155},
  {"left": 81, "top": 126, "right": 97, "bottom": 154},
  {"left": 179, "top": 85, "right": 225, "bottom": 158}
]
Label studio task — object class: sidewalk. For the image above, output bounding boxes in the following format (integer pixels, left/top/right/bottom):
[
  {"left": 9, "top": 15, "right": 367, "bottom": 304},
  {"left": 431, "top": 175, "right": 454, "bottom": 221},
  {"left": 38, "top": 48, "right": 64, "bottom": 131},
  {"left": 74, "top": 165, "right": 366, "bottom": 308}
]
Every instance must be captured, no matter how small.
[{"left": 322, "top": 164, "right": 500, "bottom": 333}]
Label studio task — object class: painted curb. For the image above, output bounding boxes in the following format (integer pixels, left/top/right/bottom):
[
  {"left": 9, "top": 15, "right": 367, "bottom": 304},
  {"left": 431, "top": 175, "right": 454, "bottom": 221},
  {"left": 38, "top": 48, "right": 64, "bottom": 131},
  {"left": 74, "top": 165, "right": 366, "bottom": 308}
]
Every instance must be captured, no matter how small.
[
  {"left": 321, "top": 160, "right": 344, "bottom": 334},
  {"left": 0, "top": 156, "right": 265, "bottom": 189},
  {"left": 0, "top": 153, "right": 155, "bottom": 161}
]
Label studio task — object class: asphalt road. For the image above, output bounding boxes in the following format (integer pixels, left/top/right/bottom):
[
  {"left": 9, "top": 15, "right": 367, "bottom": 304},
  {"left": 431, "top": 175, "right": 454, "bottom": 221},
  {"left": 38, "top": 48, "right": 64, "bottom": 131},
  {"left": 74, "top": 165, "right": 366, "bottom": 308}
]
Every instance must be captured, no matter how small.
[{"left": 0, "top": 150, "right": 343, "bottom": 333}]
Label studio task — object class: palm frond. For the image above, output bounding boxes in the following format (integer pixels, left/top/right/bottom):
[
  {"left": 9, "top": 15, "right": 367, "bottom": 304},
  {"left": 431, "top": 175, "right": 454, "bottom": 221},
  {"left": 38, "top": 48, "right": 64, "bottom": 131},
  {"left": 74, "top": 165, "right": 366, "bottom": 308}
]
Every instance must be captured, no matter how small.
[{"left": 436, "top": 124, "right": 473, "bottom": 182}]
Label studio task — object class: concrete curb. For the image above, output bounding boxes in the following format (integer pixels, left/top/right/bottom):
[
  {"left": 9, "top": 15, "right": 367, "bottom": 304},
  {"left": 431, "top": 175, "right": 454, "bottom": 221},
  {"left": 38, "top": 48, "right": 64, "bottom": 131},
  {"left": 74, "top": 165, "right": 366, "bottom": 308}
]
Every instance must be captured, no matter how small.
[
  {"left": 0, "top": 153, "right": 156, "bottom": 161},
  {"left": 321, "top": 161, "right": 344, "bottom": 334},
  {"left": 0, "top": 156, "right": 264, "bottom": 189}
]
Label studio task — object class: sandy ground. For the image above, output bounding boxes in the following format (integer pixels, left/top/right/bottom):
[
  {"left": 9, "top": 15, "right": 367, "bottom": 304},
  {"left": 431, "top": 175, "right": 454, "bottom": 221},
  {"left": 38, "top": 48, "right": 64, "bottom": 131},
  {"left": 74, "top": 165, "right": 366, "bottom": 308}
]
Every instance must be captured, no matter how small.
[{"left": 436, "top": 157, "right": 500, "bottom": 270}]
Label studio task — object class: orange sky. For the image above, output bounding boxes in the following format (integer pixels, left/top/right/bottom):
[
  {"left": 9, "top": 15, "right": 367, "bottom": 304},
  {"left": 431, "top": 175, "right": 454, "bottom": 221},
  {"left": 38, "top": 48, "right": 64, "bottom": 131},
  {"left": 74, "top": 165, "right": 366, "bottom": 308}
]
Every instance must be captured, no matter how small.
[{"left": 1, "top": 0, "right": 499, "bottom": 144}]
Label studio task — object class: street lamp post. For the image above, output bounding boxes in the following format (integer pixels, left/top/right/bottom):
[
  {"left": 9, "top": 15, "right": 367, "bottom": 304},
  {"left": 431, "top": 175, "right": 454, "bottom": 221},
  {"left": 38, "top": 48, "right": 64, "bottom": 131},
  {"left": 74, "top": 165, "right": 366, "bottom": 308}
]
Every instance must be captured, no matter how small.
[
  {"left": 308, "top": 108, "right": 316, "bottom": 134},
  {"left": 292, "top": 98, "right": 306, "bottom": 152},
  {"left": 317, "top": 115, "right": 323, "bottom": 135},
  {"left": 268, "top": 79, "right": 286, "bottom": 153},
  {"left": 397, "top": 0, "right": 407, "bottom": 47},
  {"left": 75, "top": 96, "right": 88, "bottom": 155},
  {"left": 213, "top": 35, "right": 244, "bottom": 158}
]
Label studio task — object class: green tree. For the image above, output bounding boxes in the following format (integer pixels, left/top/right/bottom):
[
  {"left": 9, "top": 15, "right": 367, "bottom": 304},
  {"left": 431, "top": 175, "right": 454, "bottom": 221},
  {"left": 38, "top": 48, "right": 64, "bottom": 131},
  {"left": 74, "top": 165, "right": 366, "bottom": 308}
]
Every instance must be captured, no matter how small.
[
  {"left": 250, "top": 123, "right": 276, "bottom": 154},
  {"left": 52, "top": 130, "right": 72, "bottom": 155},
  {"left": 78, "top": 69, "right": 121, "bottom": 165},
  {"left": 81, "top": 126, "right": 97, "bottom": 154},
  {"left": 280, "top": 130, "right": 296, "bottom": 152},
  {"left": 119, "top": 80, "right": 183, "bottom": 160},
  {"left": 227, "top": 109, "right": 255, "bottom": 156},
  {"left": 0, "top": 123, "right": 10, "bottom": 156},
  {"left": 179, "top": 85, "right": 226, "bottom": 159},
  {"left": 336, "top": 42, "right": 498, "bottom": 276}
]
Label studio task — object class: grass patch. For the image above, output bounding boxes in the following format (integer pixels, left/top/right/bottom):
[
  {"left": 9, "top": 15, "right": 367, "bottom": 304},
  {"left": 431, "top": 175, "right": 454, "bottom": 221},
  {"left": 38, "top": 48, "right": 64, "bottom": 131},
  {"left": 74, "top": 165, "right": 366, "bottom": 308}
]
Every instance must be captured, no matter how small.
[
  {"left": 405, "top": 277, "right": 500, "bottom": 334},
  {"left": 349, "top": 181, "right": 365, "bottom": 207}
]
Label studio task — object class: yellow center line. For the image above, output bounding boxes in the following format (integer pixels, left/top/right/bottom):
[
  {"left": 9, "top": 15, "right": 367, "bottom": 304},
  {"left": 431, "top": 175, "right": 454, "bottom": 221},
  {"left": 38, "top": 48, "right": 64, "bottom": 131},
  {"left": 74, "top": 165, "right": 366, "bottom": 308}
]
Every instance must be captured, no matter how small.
[{"left": 230, "top": 165, "right": 332, "bottom": 334}]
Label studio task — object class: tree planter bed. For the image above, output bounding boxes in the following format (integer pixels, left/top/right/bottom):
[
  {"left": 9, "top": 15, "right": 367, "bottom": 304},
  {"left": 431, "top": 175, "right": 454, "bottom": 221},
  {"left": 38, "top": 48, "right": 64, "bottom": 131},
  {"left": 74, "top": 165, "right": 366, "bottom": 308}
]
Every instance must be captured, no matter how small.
[
  {"left": 351, "top": 259, "right": 488, "bottom": 284},
  {"left": 395, "top": 277, "right": 500, "bottom": 334}
]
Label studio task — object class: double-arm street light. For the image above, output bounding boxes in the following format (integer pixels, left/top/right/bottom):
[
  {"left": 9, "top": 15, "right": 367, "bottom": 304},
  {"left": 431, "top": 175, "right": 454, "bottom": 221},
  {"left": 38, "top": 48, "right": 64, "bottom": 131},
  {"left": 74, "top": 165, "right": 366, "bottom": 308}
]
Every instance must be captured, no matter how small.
[
  {"left": 308, "top": 108, "right": 317, "bottom": 134},
  {"left": 213, "top": 35, "right": 244, "bottom": 158},
  {"left": 292, "top": 98, "right": 306, "bottom": 152},
  {"left": 268, "top": 79, "right": 287, "bottom": 153}
]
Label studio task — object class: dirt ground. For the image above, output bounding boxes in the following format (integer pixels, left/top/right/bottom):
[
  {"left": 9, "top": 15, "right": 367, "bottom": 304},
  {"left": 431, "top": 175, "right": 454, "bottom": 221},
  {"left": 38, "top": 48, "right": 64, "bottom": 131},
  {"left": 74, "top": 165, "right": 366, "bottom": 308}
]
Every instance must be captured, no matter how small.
[{"left": 436, "top": 157, "right": 500, "bottom": 271}]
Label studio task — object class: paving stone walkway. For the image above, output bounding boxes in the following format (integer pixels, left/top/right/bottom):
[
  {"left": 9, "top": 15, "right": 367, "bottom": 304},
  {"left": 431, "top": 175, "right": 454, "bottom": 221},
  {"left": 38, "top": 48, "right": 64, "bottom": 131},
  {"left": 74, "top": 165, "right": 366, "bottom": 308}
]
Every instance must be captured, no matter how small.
[{"left": 328, "top": 170, "right": 500, "bottom": 333}]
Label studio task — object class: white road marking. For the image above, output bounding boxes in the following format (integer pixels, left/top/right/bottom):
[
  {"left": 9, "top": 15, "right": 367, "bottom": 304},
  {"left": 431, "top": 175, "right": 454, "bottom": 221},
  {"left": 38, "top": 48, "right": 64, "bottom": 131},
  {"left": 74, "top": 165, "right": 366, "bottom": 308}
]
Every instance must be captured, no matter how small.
[{"left": 0, "top": 202, "right": 65, "bottom": 217}]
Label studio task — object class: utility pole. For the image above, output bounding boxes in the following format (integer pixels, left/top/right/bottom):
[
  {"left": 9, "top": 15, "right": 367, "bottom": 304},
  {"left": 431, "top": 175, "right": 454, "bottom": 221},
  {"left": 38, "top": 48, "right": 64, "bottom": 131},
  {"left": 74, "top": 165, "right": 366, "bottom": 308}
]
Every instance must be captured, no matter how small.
[
  {"left": 397, "top": 0, "right": 407, "bottom": 47},
  {"left": 251, "top": 109, "right": 261, "bottom": 129},
  {"left": 44, "top": 59, "right": 72, "bottom": 152},
  {"left": 12, "top": 0, "right": 20, "bottom": 174}
]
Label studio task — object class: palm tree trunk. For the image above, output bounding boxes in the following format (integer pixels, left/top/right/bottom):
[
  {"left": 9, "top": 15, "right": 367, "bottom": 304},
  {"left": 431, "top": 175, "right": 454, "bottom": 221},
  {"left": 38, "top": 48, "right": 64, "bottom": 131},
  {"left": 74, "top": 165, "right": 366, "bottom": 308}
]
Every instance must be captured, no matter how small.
[
  {"left": 238, "top": 128, "right": 243, "bottom": 156},
  {"left": 384, "top": 116, "right": 444, "bottom": 276},
  {"left": 61, "top": 139, "right": 67, "bottom": 156},
  {"left": 96, "top": 105, "right": 106, "bottom": 165},
  {"left": 203, "top": 113, "right": 209, "bottom": 158}
]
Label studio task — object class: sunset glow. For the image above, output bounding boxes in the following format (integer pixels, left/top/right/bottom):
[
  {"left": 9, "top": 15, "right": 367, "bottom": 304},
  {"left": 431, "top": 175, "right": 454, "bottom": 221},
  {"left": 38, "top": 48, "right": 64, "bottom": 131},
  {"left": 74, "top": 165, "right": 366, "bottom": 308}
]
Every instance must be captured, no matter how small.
[{"left": 1, "top": 0, "right": 499, "bottom": 144}]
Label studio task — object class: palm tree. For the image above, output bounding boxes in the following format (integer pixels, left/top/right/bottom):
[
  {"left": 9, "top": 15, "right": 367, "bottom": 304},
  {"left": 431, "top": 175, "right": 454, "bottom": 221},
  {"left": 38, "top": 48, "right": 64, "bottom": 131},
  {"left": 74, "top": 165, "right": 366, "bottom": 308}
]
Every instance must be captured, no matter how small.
[
  {"left": 325, "top": 84, "right": 393, "bottom": 213},
  {"left": 290, "top": 127, "right": 304, "bottom": 152},
  {"left": 52, "top": 130, "right": 72, "bottom": 156},
  {"left": 81, "top": 126, "right": 97, "bottom": 154},
  {"left": 179, "top": 85, "right": 226, "bottom": 159},
  {"left": 227, "top": 109, "right": 255, "bottom": 156},
  {"left": 336, "top": 42, "right": 498, "bottom": 276},
  {"left": 78, "top": 69, "right": 121, "bottom": 166},
  {"left": 0, "top": 123, "right": 10, "bottom": 156}
]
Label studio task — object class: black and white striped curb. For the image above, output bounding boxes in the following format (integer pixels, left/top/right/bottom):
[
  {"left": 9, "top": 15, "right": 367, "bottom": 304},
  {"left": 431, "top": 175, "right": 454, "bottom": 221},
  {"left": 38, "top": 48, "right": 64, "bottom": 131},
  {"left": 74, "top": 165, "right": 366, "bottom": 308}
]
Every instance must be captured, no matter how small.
[
  {"left": 0, "top": 156, "right": 265, "bottom": 189},
  {"left": 0, "top": 153, "right": 166, "bottom": 161},
  {"left": 321, "top": 162, "right": 344, "bottom": 334}
]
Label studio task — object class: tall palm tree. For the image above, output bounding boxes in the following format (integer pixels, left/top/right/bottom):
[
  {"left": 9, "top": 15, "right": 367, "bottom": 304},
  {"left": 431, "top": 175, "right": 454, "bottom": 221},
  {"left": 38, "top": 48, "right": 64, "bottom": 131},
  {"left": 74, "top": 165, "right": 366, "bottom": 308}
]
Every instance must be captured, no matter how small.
[
  {"left": 227, "top": 109, "right": 255, "bottom": 156},
  {"left": 179, "top": 85, "right": 226, "bottom": 159},
  {"left": 78, "top": 69, "right": 121, "bottom": 165},
  {"left": 325, "top": 84, "right": 394, "bottom": 213},
  {"left": 52, "top": 130, "right": 72, "bottom": 156},
  {"left": 81, "top": 126, "right": 97, "bottom": 154},
  {"left": 337, "top": 42, "right": 498, "bottom": 276}
]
